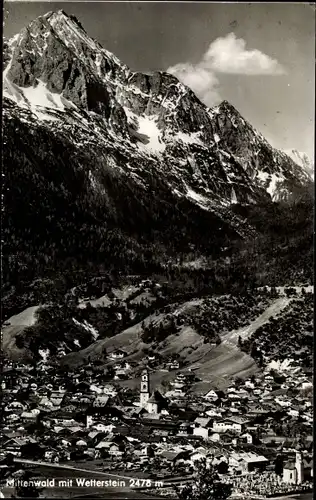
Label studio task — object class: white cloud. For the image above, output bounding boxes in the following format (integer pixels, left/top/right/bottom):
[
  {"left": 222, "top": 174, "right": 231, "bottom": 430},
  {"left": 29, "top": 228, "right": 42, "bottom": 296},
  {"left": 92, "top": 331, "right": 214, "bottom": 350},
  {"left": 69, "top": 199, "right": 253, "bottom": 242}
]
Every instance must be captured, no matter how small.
[
  {"left": 168, "top": 63, "right": 221, "bottom": 106},
  {"left": 167, "top": 32, "right": 286, "bottom": 106},
  {"left": 203, "top": 33, "right": 286, "bottom": 75}
]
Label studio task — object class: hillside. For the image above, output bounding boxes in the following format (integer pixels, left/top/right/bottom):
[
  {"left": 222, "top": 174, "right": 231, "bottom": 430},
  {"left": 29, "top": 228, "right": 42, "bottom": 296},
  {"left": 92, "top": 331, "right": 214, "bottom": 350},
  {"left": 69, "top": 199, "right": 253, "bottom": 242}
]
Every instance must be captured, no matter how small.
[
  {"left": 2, "top": 286, "right": 271, "bottom": 361},
  {"left": 4, "top": 283, "right": 312, "bottom": 391},
  {"left": 240, "top": 291, "right": 314, "bottom": 369}
]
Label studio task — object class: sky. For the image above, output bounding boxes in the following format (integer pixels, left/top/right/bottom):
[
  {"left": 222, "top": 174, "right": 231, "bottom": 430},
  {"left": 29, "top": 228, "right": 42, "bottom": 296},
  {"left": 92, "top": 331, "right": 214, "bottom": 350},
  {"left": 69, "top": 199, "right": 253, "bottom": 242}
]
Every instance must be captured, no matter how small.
[{"left": 3, "top": 2, "right": 315, "bottom": 157}]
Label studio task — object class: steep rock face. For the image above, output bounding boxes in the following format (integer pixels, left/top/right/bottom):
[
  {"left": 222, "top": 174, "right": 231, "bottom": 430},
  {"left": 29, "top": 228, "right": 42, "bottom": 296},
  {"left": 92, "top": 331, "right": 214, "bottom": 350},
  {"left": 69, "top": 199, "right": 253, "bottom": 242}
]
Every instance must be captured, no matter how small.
[
  {"left": 4, "top": 9, "right": 311, "bottom": 210},
  {"left": 283, "top": 149, "right": 314, "bottom": 180},
  {"left": 208, "top": 101, "right": 312, "bottom": 201},
  {"left": 2, "top": 9, "right": 314, "bottom": 291},
  {"left": 5, "top": 12, "right": 129, "bottom": 136}
]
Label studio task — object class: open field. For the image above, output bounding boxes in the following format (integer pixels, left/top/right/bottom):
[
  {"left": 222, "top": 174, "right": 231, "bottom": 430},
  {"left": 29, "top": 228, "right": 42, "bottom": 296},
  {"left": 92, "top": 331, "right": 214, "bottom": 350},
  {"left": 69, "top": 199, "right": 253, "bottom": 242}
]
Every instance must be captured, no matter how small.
[
  {"left": 2, "top": 305, "right": 42, "bottom": 360},
  {"left": 3, "top": 305, "right": 41, "bottom": 327}
]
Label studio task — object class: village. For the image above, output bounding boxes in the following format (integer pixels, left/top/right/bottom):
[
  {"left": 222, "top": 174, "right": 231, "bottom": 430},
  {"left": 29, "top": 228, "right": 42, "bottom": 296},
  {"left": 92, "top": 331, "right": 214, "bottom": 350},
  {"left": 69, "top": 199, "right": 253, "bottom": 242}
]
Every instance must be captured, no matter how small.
[{"left": 0, "top": 349, "right": 313, "bottom": 499}]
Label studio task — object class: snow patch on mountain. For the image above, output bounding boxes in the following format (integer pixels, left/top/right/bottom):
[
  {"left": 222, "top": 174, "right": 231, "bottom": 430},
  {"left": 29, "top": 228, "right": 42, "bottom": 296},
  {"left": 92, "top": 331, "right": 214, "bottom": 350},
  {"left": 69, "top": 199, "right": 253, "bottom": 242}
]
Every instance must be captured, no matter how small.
[
  {"left": 208, "top": 105, "right": 221, "bottom": 118},
  {"left": 283, "top": 149, "right": 314, "bottom": 180},
  {"left": 48, "top": 10, "right": 100, "bottom": 53},
  {"left": 123, "top": 107, "right": 166, "bottom": 153},
  {"left": 176, "top": 131, "right": 203, "bottom": 145},
  {"left": 257, "top": 171, "right": 285, "bottom": 200},
  {"left": 136, "top": 115, "right": 166, "bottom": 153},
  {"left": 23, "top": 80, "right": 65, "bottom": 109},
  {"left": 185, "top": 185, "right": 210, "bottom": 210},
  {"left": 267, "top": 174, "right": 284, "bottom": 198},
  {"left": 231, "top": 187, "right": 238, "bottom": 204},
  {"left": 3, "top": 73, "right": 77, "bottom": 123}
]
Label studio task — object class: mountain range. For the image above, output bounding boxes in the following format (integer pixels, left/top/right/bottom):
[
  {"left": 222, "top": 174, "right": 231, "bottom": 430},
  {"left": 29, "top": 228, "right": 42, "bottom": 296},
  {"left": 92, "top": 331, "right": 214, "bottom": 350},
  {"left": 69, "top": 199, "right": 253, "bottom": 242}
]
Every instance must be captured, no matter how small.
[
  {"left": 2, "top": 10, "right": 314, "bottom": 317},
  {"left": 283, "top": 149, "right": 314, "bottom": 180}
]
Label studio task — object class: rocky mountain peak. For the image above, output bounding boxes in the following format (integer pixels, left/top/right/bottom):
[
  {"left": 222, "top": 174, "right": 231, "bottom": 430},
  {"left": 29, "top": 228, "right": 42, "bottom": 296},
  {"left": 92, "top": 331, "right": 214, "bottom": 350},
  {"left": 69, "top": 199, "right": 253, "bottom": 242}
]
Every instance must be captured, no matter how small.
[
  {"left": 45, "top": 9, "right": 86, "bottom": 30},
  {"left": 216, "top": 99, "right": 240, "bottom": 114},
  {"left": 4, "top": 10, "right": 132, "bottom": 130},
  {"left": 3, "top": 9, "right": 312, "bottom": 209},
  {"left": 43, "top": 9, "right": 123, "bottom": 68},
  {"left": 283, "top": 149, "right": 314, "bottom": 180},
  {"left": 6, "top": 11, "right": 125, "bottom": 85}
]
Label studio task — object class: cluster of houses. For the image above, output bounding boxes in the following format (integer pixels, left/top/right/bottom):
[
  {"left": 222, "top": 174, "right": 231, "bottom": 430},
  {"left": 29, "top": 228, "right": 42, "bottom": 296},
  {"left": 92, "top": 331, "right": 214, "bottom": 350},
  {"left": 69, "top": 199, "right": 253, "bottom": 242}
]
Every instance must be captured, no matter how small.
[
  {"left": 0, "top": 356, "right": 313, "bottom": 498},
  {"left": 102, "top": 350, "right": 181, "bottom": 381}
]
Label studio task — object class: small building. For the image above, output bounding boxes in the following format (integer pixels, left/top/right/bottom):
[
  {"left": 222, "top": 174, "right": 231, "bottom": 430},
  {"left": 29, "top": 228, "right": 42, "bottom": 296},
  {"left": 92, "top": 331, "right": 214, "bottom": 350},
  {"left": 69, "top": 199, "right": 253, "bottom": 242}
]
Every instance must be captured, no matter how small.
[
  {"left": 3, "top": 437, "right": 38, "bottom": 457},
  {"left": 212, "top": 416, "right": 249, "bottom": 434},
  {"left": 148, "top": 391, "right": 168, "bottom": 414},
  {"left": 204, "top": 390, "right": 219, "bottom": 401},
  {"left": 283, "top": 451, "right": 305, "bottom": 485},
  {"left": 189, "top": 448, "right": 207, "bottom": 466},
  {"left": 93, "top": 395, "right": 110, "bottom": 408},
  {"left": 229, "top": 452, "right": 268, "bottom": 473},
  {"left": 283, "top": 461, "right": 298, "bottom": 484},
  {"left": 240, "top": 432, "right": 254, "bottom": 444},
  {"left": 167, "top": 361, "right": 180, "bottom": 370},
  {"left": 178, "top": 423, "right": 192, "bottom": 436},
  {"left": 193, "top": 427, "right": 212, "bottom": 440},
  {"left": 134, "top": 445, "right": 155, "bottom": 458},
  {"left": 159, "top": 450, "right": 185, "bottom": 465},
  {"left": 109, "top": 350, "right": 126, "bottom": 360},
  {"left": 21, "top": 411, "right": 40, "bottom": 423}
]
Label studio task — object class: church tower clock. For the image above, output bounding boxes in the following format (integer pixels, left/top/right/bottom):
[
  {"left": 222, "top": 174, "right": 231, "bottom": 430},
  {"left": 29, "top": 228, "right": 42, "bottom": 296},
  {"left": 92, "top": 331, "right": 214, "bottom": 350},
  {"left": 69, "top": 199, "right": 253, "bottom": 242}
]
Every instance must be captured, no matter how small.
[{"left": 140, "top": 368, "right": 150, "bottom": 407}]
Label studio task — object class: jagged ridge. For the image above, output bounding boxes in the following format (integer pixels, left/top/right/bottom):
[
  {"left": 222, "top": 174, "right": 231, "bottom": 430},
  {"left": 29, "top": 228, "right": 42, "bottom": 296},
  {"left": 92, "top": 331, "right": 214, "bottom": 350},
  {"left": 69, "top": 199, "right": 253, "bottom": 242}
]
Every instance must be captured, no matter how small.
[
  {"left": 3, "top": 9, "right": 312, "bottom": 207},
  {"left": 2, "top": 9, "right": 313, "bottom": 293}
]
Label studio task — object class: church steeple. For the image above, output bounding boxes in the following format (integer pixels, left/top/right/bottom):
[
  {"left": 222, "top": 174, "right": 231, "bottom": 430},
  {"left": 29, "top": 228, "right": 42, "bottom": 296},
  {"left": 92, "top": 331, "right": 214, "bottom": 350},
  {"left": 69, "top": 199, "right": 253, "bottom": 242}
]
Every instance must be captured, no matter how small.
[
  {"left": 295, "top": 449, "right": 304, "bottom": 484},
  {"left": 140, "top": 368, "right": 150, "bottom": 407}
]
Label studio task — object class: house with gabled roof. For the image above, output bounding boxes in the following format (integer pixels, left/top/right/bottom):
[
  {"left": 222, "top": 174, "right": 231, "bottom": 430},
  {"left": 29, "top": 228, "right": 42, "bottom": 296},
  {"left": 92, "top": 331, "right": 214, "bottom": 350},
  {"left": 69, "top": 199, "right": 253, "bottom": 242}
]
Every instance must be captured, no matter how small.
[
  {"left": 96, "top": 440, "right": 126, "bottom": 457},
  {"left": 21, "top": 411, "right": 40, "bottom": 423},
  {"left": 204, "top": 390, "right": 219, "bottom": 401},
  {"left": 93, "top": 395, "right": 110, "bottom": 408},
  {"left": 177, "top": 422, "right": 193, "bottom": 436},
  {"left": 159, "top": 450, "right": 187, "bottom": 465},
  {"left": 229, "top": 451, "right": 268, "bottom": 473},
  {"left": 3, "top": 436, "right": 38, "bottom": 456},
  {"left": 193, "top": 417, "right": 213, "bottom": 428},
  {"left": 189, "top": 446, "right": 207, "bottom": 466},
  {"left": 133, "top": 444, "right": 155, "bottom": 458}
]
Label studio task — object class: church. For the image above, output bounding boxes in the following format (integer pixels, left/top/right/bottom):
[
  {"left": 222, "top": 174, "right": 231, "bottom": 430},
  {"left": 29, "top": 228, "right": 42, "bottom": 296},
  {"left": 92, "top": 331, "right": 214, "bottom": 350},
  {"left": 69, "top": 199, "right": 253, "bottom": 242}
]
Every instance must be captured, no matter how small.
[
  {"left": 139, "top": 368, "right": 168, "bottom": 414},
  {"left": 282, "top": 449, "right": 312, "bottom": 485}
]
